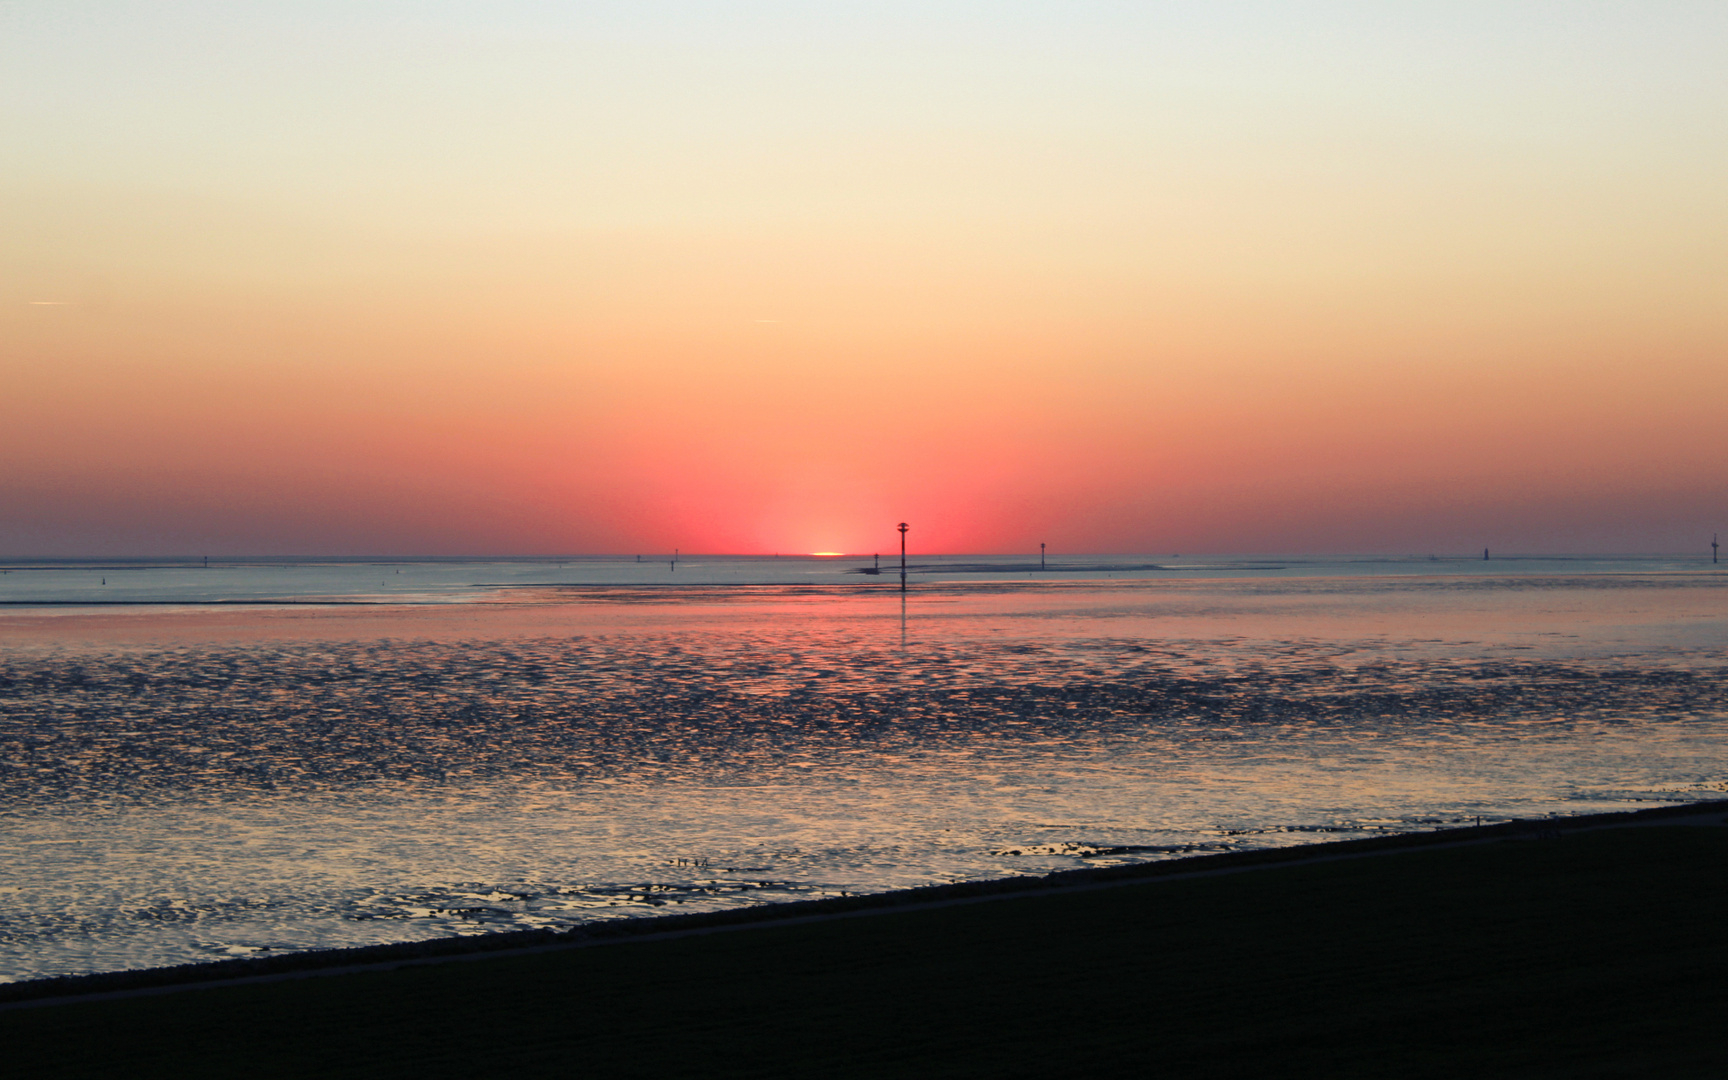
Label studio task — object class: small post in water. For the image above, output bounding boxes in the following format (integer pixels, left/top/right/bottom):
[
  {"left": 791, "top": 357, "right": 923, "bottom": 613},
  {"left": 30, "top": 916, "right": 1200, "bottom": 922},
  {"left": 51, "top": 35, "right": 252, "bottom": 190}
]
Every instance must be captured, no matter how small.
[{"left": 898, "top": 522, "right": 909, "bottom": 593}]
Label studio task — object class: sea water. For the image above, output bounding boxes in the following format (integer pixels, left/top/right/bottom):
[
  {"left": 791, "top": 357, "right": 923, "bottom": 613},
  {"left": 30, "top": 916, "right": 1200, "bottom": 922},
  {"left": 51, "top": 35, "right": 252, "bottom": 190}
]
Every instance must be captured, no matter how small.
[{"left": 2, "top": 555, "right": 1725, "bottom": 982}]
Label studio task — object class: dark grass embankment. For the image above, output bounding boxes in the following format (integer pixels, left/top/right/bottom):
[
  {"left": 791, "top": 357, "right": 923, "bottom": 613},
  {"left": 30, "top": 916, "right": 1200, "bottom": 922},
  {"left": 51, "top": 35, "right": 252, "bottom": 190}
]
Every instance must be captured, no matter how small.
[{"left": 5, "top": 820, "right": 1726, "bottom": 1078}]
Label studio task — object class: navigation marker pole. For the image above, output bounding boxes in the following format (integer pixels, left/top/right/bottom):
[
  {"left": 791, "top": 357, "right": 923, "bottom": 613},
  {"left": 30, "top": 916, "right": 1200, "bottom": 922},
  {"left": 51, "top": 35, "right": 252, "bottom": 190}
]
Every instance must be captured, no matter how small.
[
  {"left": 1714, "top": 534, "right": 1720, "bottom": 565},
  {"left": 1040, "top": 542, "right": 1046, "bottom": 570},
  {"left": 898, "top": 522, "right": 909, "bottom": 593}
]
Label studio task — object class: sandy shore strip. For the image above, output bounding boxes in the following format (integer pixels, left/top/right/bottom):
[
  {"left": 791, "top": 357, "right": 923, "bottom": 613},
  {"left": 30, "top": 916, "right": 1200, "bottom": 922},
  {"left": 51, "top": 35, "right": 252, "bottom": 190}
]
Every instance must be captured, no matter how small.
[
  {"left": 6, "top": 797, "right": 1723, "bottom": 1011},
  {"left": 4, "top": 803, "right": 1725, "bottom": 1079}
]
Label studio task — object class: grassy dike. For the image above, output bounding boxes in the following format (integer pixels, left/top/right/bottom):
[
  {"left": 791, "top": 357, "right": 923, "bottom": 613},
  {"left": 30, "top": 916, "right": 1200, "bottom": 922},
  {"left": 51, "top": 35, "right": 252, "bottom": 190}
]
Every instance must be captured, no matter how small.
[{"left": 5, "top": 820, "right": 1726, "bottom": 1079}]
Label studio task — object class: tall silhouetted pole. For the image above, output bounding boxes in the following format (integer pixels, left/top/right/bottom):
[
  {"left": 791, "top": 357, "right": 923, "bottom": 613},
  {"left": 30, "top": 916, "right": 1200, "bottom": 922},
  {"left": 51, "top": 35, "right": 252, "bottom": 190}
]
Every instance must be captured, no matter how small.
[
  {"left": 898, "top": 522, "right": 909, "bottom": 593},
  {"left": 1715, "top": 534, "right": 1720, "bottom": 564},
  {"left": 1040, "top": 543, "right": 1046, "bottom": 570},
  {"left": 1483, "top": 548, "right": 1490, "bottom": 561}
]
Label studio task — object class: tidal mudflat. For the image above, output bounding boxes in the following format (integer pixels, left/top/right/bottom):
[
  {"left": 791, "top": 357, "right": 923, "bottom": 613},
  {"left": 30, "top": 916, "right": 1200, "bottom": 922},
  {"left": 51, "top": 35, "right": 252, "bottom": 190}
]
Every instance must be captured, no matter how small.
[{"left": 2, "top": 562, "right": 1725, "bottom": 982}]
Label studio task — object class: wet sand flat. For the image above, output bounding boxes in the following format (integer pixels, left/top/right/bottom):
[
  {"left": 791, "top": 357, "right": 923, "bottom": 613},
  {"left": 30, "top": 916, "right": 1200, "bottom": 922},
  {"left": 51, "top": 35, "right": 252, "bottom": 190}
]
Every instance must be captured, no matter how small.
[{"left": 3, "top": 571, "right": 1725, "bottom": 982}]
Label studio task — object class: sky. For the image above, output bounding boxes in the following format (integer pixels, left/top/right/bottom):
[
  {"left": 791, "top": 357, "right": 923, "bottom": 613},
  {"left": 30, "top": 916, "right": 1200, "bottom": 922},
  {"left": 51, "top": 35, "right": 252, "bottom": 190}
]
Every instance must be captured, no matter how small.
[{"left": 4, "top": 1, "right": 1726, "bottom": 556}]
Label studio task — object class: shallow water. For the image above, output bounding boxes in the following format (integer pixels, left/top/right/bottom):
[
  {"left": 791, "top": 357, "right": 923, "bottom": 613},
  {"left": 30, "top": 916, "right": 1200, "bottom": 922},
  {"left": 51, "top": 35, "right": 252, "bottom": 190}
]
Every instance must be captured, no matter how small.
[{"left": 2, "top": 563, "right": 1725, "bottom": 982}]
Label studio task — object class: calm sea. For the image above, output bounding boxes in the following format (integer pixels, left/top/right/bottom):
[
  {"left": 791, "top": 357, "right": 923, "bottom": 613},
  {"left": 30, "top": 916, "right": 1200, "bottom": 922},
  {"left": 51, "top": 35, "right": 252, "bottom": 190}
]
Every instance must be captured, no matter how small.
[{"left": 2, "top": 554, "right": 1725, "bottom": 982}]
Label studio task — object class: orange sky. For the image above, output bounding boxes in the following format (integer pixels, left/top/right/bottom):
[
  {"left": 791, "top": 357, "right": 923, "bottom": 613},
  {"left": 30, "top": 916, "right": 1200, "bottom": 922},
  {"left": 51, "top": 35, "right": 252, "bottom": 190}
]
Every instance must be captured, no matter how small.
[{"left": 4, "top": 4, "right": 1726, "bottom": 556}]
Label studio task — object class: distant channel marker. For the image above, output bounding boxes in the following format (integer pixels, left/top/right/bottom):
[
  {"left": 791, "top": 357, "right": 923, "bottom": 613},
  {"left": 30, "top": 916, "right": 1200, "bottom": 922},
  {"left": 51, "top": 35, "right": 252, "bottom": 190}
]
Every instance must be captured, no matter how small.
[{"left": 898, "top": 522, "right": 909, "bottom": 593}]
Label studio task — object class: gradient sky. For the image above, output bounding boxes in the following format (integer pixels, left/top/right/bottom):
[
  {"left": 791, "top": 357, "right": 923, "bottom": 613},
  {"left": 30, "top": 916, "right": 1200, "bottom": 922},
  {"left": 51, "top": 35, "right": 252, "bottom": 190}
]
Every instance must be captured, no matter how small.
[{"left": 5, "top": 1, "right": 1726, "bottom": 556}]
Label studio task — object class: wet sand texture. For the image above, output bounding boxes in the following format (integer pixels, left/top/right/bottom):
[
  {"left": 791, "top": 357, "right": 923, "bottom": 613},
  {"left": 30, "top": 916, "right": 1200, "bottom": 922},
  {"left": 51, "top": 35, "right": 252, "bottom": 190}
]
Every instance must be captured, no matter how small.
[
  {"left": 10, "top": 634, "right": 1726, "bottom": 804},
  {"left": 4, "top": 822, "right": 1724, "bottom": 1079},
  {"left": 7, "top": 632, "right": 1727, "bottom": 981}
]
